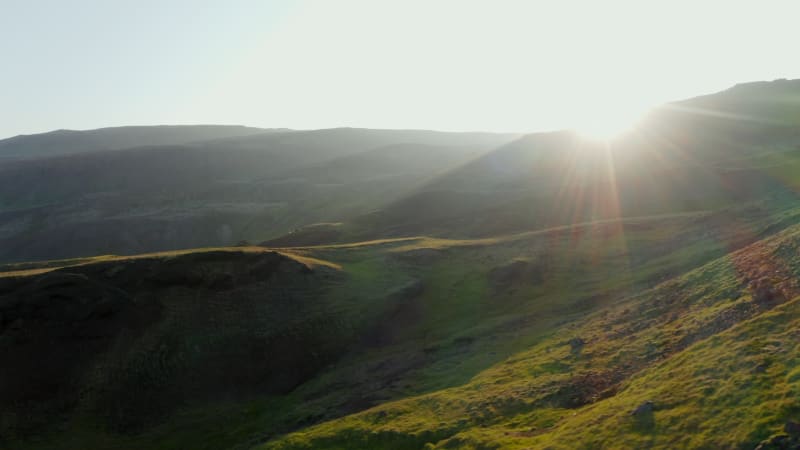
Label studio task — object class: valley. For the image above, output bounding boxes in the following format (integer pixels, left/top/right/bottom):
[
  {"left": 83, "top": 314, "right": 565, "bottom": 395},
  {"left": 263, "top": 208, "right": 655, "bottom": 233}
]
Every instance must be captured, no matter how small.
[{"left": 3, "top": 80, "right": 800, "bottom": 449}]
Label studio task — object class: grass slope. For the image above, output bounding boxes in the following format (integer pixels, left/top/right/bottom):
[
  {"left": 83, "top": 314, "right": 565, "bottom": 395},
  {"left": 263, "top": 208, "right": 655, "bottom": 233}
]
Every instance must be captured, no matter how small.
[
  {"left": 5, "top": 199, "right": 800, "bottom": 449},
  {"left": 260, "top": 213, "right": 800, "bottom": 450}
]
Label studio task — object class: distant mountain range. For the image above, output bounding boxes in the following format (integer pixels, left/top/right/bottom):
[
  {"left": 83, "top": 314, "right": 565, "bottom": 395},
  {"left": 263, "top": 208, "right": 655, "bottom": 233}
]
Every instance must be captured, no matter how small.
[
  {"left": 0, "top": 125, "right": 277, "bottom": 158},
  {"left": 0, "top": 126, "right": 517, "bottom": 262},
  {"left": 3, "top": 80, "right": 800, "bottom": 265}
]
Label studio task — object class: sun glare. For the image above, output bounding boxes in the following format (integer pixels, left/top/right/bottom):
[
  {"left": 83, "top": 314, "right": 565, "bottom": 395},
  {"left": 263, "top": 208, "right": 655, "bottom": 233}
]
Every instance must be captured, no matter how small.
[{"left": 572, "top": 105, "right": 647, "bottom": 140}]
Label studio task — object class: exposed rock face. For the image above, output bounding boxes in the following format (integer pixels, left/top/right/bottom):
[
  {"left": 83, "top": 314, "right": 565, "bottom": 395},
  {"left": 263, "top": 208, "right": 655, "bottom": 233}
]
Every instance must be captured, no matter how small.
[
  {"left": 0, "top": 251, "right": 345, "bottom": 436},
  {"left": 750, "top": 277, "right": 786, "bottom": 305},
  {"left": 631, "top": 400, "right": 655, "bottom": 416}
]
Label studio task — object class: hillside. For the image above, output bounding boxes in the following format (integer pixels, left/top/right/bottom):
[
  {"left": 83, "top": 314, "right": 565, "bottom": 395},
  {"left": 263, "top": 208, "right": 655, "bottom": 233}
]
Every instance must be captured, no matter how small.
[
  {"left": 262, "top": 218, "right": 800, "bottom": 450},
  {"left": 269, "top": 79, "right": 800, "bottom": 244},
  {"left": 0, "top": 248, "right": 347, "bottom": 446},
  {"left": 5, "top": 196, "right": 800, "bottom": 449},
  {"left": 0, "top": 128, "right": 517, "bottom": 263},
  {"left": 0, "top": 125, "right": 275, "bottom": 159}
]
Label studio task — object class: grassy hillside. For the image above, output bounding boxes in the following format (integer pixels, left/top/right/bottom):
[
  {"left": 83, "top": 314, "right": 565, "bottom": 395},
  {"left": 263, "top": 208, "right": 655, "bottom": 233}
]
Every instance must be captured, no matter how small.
[
  {"left": 5, "top": 198, "right": 800, "bottom": 449},
  {"left": 0, "top": 247, "right": 350, "bottom": 448},
  {"left": 260, "top": 209, "right": 800, "bottom": 450}
]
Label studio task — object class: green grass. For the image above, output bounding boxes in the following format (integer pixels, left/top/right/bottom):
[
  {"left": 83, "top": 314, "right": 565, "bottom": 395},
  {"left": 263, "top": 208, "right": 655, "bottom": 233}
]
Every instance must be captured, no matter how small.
[
  {"left": 257, "top": 211, "right": 800, "bottom": 450},
  {"left": 8, "top": 201, "right": 800, "bottom": 450}
]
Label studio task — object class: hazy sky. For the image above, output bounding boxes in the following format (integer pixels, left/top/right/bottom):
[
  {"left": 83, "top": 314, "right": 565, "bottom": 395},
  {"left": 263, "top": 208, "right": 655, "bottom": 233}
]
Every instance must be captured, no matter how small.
[{"left": 3, "top": 0, "right": 800, "bottom": 138}]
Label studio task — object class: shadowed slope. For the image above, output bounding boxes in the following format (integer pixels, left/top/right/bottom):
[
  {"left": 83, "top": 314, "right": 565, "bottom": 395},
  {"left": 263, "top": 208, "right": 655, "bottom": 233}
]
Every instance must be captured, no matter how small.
[
  {"left": 0, "top": 248, "right": 347, "bottom": 441},
  {"left": 0, "top": 129, "right": 517, "bottom": 263},
  {"left": 0, "top": 125, "right": 275, "bottom": 159}
]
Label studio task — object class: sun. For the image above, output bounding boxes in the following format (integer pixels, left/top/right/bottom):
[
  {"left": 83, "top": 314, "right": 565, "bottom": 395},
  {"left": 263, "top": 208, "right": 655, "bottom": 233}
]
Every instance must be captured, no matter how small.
[
  {"left": 574, "top": 117, "right": 633, "bottom": 140},
  {"left": 571, "top": 105, "right": 646, "bottom": 141}
]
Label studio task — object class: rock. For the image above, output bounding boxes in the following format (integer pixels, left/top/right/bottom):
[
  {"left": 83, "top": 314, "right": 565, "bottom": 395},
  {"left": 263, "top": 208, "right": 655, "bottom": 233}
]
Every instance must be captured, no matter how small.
[
  {"left": 754, "top": 362, "right": 770, "bottom": 373},
  {"left": 569, "top": 337, "right": 585, "bottom": 354},
  {"left": 631, "top": 400, "right": 654, "bottom": 416},
  {"left": 751, "top": 278, "right": 785, "bottom": 305},
  {"left": 785, "top": 420, "right": 800, "bottom": 436},
  {"left": 754, "top": 433, "right": 792, "bottom": 450}
]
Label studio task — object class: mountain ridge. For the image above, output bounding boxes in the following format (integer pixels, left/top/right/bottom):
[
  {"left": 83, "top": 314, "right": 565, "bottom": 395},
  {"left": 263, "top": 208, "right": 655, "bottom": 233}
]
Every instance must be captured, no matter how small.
[{"left": 0, "top": 125, "right": 280, "bottom": 159}]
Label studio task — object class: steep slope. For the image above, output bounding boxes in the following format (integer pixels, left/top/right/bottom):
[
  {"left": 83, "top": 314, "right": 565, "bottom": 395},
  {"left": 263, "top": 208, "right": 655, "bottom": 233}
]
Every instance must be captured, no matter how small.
[
  {"left": 322, "top": 79, "right": 800, "bottom": 241},
  {"left": 259, "top": 210, "right": 800, "bottom": 450},
  {"left": 648, "top": 78, "right": 800, "bottom": 161},
  {"left": 0, "top": 125, "right": 274, "bottom": 159}
]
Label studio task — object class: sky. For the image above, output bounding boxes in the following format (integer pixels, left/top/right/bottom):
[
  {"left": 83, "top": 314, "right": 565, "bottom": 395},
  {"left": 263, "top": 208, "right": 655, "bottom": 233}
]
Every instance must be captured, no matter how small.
[{"left": 2, "top": 0, "right": 800, "bottom": 139}]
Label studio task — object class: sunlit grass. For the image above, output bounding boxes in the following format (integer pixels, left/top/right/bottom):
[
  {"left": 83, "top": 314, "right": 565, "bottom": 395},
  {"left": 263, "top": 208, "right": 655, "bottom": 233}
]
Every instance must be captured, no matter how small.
[
  {"left": 10, "top": 200, "right": 800, "bottom": 450},
  {"left": 258, "top": 214, "right": 800, "bottom": 450}
]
